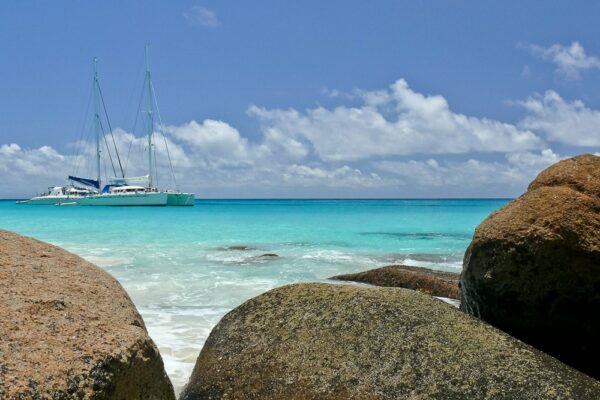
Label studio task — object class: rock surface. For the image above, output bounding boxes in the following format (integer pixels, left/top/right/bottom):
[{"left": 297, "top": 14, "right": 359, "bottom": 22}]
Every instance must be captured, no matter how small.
[
  {"left": 460, "top": 154, "right": 600, "bottom": 379},
  {"left": 217, "top": 245, "right": 257, "bottom": 251},
  {"left": 180, "top": 283, "right": 599, "bottom": 400},
  {"left": 331, "top": 264, "right": 460, "bottom": 299},
  {"left": 0, "top": 230, "right": 175, "bottom": 399}
]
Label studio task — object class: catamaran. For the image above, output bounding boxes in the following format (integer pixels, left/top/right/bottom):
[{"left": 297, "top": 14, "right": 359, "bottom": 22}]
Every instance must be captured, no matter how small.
[{"left": 19, "top": 46, "right": 194, "bottom": 206}]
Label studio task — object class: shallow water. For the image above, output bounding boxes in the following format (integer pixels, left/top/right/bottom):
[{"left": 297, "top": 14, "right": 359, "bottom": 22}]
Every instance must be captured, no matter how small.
[{"left": 0, "top": 198, "right": 507, "bottom": 393}]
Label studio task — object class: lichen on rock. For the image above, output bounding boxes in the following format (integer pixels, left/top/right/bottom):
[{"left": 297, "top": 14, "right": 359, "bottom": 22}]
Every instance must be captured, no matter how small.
[{"left": 180, "top": 283, "right": 600, "bottom": 400}]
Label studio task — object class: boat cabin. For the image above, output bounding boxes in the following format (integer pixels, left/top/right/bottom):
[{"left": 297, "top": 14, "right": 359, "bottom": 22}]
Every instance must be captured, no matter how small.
[{"left": 110, "top": 185, "right": 147, "bottom": 194}]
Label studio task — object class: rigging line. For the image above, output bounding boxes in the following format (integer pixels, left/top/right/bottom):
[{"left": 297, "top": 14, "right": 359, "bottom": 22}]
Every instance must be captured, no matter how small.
[
  {"left": 153, "top": 132, "right": 159, "bottom": 188},
  {"left": 160, "top": 130, "right": 176, "bottom": 188},
  {"left": 72, "top": 78, "right": 91, "bottom": 175},
  {"left": 150, "top": 80, "right": 178, "bottom": 187},
  {"left": 97, "top": 84, "right": 125, "bottom": 178},
  {"left": 124, "top": 74, "right": 146, "bottom": 175},
  {"left": 102, "top": 155, "right": 109, "bottom": 188},
  {"left": 72, "top": 79, "right": 94, "bottom": 177},
  {"left": 98, "top": 117, "right": 118, "bottom": 178}
]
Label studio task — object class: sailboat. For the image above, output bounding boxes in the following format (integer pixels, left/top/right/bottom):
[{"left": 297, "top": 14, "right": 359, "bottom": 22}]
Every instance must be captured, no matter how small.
[
  {"left": 77, "top": 47, "right": 194, "bottom": 206},
  {"left": 18, "top": 58, "right": 113, "bottom": 205},
  {"left": 19, "top": 47, "right": 194, "bottom": 206}
]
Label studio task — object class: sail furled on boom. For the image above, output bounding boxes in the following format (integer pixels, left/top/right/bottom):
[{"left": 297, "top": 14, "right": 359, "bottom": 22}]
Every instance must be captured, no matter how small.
[{"left": 68, "top": 176, "right": 100, "bottom": 189}]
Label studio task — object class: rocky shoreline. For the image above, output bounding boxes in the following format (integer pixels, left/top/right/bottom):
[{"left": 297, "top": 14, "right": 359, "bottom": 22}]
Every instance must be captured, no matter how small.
[
  {"left": 1, "top": 154, "right": 599, "bottom": 399},
  {"left": 330, "top": 264, "right": 461, "bottom": 299}
]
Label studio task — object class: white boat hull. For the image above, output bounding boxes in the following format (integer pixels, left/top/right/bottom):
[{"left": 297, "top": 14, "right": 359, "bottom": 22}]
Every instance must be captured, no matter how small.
[
  {"left": 17, "top": 196, "right": 84, "bottom": 205},
  {"left": 166, "top": 193, "right": 195, "bottom": 206},
  {"left": 79, "top": 192, "right": 168, "bottom": 206}
]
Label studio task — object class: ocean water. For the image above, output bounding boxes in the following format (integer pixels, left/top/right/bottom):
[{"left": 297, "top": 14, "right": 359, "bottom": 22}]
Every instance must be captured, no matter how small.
[{"left": 0, "top": 199, "right": 507, "bottom": 393}]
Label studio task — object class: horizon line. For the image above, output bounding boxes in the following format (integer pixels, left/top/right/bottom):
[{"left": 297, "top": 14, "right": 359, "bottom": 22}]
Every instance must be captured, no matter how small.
[{"left": 1, "top": 197, "right": 514, "bottom": 201}]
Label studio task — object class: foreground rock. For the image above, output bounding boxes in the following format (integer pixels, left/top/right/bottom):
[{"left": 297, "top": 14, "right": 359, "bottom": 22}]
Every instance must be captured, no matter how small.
[
  {"left": 181, "top": 283, "right": 599, "bottom": 400},
  {"left": 0, "top": 230, "right": 175, "bottom": 399},
  {"left": 460, "top": 154, "right": 600, "bottom": 379},
  {"left": 331, "top": 264, "right": 460, "bottom": 299}
]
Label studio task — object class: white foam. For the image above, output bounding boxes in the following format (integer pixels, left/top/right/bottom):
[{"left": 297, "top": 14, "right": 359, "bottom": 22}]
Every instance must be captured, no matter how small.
[
  {"left": 91, "top": 246, "right": 465, "bottom": 393},
  {"left": 141, "top": 305, "right": 229, "bottom": 394},
  {"left": 398, "top": 257, "right": 462, "bottom": 271},
  {"left": 83, "top": 255, "right": 133, "bottom": 267}
]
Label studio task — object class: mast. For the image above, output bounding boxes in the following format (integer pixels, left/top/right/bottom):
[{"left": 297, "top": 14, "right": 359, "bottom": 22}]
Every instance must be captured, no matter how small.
[
  {"left": 145, "top": 45, "right": 154, "bottom": 189},
  {"left": 93, "top": 58, "right": 101, "bottom": 191}
]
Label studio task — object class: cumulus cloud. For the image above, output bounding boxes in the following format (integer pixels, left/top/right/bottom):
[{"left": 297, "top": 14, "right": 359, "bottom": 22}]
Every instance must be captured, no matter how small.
[
  {"left": 518, "top": 91, "right": 600, "bottom": 146},
  {"left": 0, "top": 143, "right": 71, "bottom": 178},
  {"left": 529, "top": 42, "right": 600, "bottom": 80},
  {"left": 375, "top": 150, "right": 561, "bottom": 189},
  {"left": 284, "top": 164, "right": 384, "bottom": 188},
  {"left": 5, "top": 78, "right": 596, "bottom": 198},
  {"left": 249, "top": 79, "right": 543, "bottom": 162},
  {"left": 183, "top": 6, "right": 220, "bottom": 28},
  {"left": 0, "top": 143, "right": 81, "bottom": 196},
  {"left": 167, "top": 120, "right": 251, "bottom": 168}
]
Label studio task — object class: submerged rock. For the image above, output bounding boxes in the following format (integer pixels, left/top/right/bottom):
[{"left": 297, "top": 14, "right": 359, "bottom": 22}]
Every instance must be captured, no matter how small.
[
  {"left": 217, "top": 245, "right": 258, "bottom": 251},
  {"left": 331, "top": 264, "right": 460, "bottom": 299},
  {"left": 0, "top": 230, "right": 175, "bottom": 399},
  {"left": 253, "top": 253, "right": 279, "bottom": 260},
  {"left": 180, "top": 283, "right": 599, "bottom": 400},
  {"left": 460, "top": 154, "right": 600, "bottom": 379}
]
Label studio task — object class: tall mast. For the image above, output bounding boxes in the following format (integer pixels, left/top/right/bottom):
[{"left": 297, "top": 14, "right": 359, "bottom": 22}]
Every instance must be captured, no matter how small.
[
  {"left": 93, "top": 58, "right": 101, "bottom": 191},
  {"left": 145, "top": 45, "right": 153, "bottom": 189}
]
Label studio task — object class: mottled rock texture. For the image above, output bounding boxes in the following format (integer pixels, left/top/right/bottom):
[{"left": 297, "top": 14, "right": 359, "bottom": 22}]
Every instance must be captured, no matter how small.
[
  {"left": 180, "top": 283, "right": 599, "bottom": 400},
  {"left": 0, "top": 230, "right": 175, "bottom": 400},
  {"left": 460, "top": 154, "right": 600, "bottom": 379},
  {"left": 331, "top": 264, "right": 460, "bottom": 299}
]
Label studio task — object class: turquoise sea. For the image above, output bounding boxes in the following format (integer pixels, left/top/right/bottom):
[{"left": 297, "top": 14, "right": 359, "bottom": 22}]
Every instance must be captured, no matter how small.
[{"left": 0, "top": 199, "right": 507, "bottom": 393}]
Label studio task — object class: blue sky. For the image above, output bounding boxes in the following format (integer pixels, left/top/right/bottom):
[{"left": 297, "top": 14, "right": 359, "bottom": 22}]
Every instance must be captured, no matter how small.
[{"left": 1, "top": 1, "right": 599, "bottom": 198}]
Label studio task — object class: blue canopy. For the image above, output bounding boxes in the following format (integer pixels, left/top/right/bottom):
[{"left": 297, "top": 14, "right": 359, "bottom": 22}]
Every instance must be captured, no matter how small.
[{"left": 68, "top": 176, "right": 99, "bottom": 189}]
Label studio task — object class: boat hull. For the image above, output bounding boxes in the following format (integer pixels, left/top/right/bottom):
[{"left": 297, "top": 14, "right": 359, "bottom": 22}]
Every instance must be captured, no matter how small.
[
  {"left": 79, "top": 192, "right": 168, "bottom": 206},
  {"left": 166, "top": 193, "right": 195, "bottom": 206},
  {"left": 17, "top": 196, "right": 84, "bottom": 205}
]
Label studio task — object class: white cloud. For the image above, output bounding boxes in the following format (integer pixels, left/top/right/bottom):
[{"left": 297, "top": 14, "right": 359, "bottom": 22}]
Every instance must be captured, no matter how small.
[
  {"left": 258, "top": 128, "right": 309, "bottom": 161},
  {"left": 506, "top": 148, "right": 561, "bottom": 168},
  {"left": 518, "top": 91, "right": 600, "bottom": 146},
  {"left": 183, "top": 6, "right": 220, "bottom": 28},
  {"left": 167, "top": 120, "right": 251, "bottom": 168},
  {"left": 0, "top": 133, "right": 564, "bottom": 199},
  {"left": 284, "top": 164, "right": 384, "bottom": 188},
  {"left": 5, "top": 78, "right": 596, "bottom": 199},
  {"left": 529, "top": 42, "right": 600, "bottom": 80},
  {"left": 249, "top": 79, "right": 543, "bottom": 162},
  {"left": 375, "top": 150, "right": 561, "bottom": 189},
  {"left": 0, "top": 143, "right": 79, "bottom": 195},
  {"left": 0, "top": 143, "right": 72, "bottom": 177}
]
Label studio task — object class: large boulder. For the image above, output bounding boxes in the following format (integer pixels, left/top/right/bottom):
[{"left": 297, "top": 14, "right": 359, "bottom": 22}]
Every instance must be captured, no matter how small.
[
  {"left": 331, "top": 264, "right": 460, "bottom": 299},
  {"left": 180, "top": 283, "right": 599, "bottom": 400},
  {"left": 460, "top": 154, "right": 600, "bottom": 379},
  {"left": 0, "top": 230, "right": 175, "bottom": 399}
]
